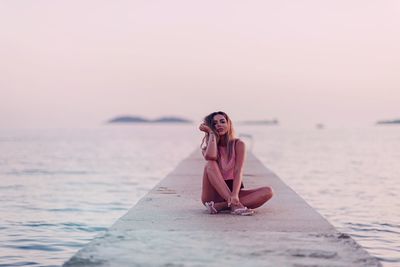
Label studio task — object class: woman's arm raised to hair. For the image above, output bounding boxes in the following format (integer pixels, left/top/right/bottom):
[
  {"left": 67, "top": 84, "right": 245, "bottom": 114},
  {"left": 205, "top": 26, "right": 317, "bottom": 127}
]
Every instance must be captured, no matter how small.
[
  {"left": 202, "top": 133, "right": 218, "bottom": 161},
  {"left": 199, "top": 123, "right": 217, "bottom": 161},
  {"left": 232, "top": 139, "right": 246, "bottom": 196}
]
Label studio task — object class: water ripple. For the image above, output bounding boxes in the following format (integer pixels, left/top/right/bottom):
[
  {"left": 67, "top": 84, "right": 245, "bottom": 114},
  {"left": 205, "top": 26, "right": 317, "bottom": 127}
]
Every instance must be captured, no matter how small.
[
  {"left": 5, "top": 169, "right": 94, "bottom": 176},
  {"left": 0, "top": 262, "right": 39, "bottom": 267},
  {"left": 5, "top": 244, "right": 62, "bottom": 252}
]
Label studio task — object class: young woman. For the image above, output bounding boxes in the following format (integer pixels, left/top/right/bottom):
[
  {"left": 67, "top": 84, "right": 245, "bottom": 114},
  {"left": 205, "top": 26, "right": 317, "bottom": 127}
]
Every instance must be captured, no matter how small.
[{"left": 200, "top": 111, "right": 273, "bottom": 215}]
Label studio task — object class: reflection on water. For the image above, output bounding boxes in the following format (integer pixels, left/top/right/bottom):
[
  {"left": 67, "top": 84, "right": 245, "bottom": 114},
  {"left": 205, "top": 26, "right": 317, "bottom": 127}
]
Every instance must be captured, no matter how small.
[{"left": 0, "top": 125, "right": 399, "bottom": 266}]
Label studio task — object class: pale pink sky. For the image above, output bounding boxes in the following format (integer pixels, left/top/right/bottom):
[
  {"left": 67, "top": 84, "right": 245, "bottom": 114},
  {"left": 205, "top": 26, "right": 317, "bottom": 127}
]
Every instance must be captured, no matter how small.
[{"left": 1, "top": 0, "right": 399, "bottom": 128}]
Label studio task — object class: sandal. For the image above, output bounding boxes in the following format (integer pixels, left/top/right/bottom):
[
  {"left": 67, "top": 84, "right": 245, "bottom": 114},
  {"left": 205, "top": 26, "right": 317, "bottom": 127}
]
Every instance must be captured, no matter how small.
[
  {"left": 205, "top": 201, "right": 218, "bottom": 214},
  {"left": 231, "top": 206, "right": 254, "bottom": 216}
]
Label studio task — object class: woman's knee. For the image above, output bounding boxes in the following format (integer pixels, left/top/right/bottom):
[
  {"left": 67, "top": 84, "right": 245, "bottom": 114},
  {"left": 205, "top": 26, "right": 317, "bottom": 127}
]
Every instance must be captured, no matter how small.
[{"left": 261, "top": 186, "right": 274, "bottom": 200}]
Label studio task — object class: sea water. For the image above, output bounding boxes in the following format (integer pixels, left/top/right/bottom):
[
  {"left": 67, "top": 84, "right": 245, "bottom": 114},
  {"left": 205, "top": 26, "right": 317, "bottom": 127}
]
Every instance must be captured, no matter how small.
[{"left": 0, "top": 125, "right": 398, "bottom": 266}]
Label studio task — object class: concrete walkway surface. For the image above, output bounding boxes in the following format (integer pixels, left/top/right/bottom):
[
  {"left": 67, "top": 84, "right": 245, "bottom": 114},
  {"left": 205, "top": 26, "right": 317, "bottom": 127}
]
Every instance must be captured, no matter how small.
[{"left": 64, "top": 150, "right": 381, "bottom": 267}]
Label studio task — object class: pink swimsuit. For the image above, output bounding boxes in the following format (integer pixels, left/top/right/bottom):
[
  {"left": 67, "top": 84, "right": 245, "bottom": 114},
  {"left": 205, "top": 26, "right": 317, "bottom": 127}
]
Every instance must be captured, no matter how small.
[{"left": 217, "top": 141, "right": 236, "bottom": 180}]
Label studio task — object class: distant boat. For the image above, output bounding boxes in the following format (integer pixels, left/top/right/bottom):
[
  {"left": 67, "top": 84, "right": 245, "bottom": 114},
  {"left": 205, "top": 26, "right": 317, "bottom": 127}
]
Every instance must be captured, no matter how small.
[
  {"left": 107, "top": 115, "right": 192, "bottom": 124},
  {"left": 376, "top": 119, "right": 400, "bottom": 125},
  {"left": 316, "top": 123, "right": 325, "bottom": 129}
]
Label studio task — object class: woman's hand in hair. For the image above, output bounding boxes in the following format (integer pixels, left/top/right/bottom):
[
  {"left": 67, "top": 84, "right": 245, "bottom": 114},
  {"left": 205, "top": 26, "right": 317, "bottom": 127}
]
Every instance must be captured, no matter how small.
[{"left": 199, "top": 123, "right": 211, "bottom": 133}]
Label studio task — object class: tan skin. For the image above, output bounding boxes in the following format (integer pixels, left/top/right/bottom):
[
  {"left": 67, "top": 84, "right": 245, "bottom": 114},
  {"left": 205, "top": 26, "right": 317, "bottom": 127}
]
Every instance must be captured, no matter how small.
[{"left": 200, "top": 114, "right": 273, "bottom": 212}]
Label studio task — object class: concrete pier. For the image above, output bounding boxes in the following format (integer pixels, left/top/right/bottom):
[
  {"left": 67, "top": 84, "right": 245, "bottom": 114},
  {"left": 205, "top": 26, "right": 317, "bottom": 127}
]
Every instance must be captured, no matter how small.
[{"left": 64, "top": 150, "right": 381, "bottom": 267}]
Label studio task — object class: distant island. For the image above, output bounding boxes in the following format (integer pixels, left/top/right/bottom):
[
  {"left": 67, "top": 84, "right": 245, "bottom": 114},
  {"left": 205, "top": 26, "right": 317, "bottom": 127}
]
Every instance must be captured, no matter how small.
[
  {"left": 107, "top": 115, "right": 193, "bottom": 124},
  {"left": 376, "top": 119, "right": 400, "bottom": 125},
  {"left": 238, "top": 119, "right": 279, "bottom": 125}
]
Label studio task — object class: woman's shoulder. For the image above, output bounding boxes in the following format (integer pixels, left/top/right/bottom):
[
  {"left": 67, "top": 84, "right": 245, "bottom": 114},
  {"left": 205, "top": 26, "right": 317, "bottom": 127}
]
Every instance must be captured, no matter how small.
[
  {"left": 234, "top": 137, "right": 244, "bottom": 144},
  {"left": 233, "top": 138, "right": 245, "bottom": 149}
]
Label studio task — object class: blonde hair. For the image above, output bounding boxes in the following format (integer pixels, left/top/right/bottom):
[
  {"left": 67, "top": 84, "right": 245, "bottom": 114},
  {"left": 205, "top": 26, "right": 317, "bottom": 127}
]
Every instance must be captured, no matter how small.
[{"left": 200, "top": 111, "right": 237, "bottom": 160}]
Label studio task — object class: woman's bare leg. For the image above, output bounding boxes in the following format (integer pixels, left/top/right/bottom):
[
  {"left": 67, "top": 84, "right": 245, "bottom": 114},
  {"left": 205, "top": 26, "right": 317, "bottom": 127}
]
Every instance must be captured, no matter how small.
[
  {"left": 238, "top": 187, "right": 274, "bottom": 209},
  {"left": 203, "top": 161, "right": 232, "bottom": 202},
  {"left": 211, "top": 187, "right": 273, "bottom": 212},
  {"left": 201, "top": 169, "right": 230, "bottom": 212},
  {"left": 201, "top": 162, "right": 273, "bottom": 211},
  {"left": 201, "top": 166, "right": 222, "bottom": 204},
  {"left": 213, "top": 201, "right": 229, "bottom": 211},
  {"left": 203, "top": 187, "right": 273, "bottom": 212}
]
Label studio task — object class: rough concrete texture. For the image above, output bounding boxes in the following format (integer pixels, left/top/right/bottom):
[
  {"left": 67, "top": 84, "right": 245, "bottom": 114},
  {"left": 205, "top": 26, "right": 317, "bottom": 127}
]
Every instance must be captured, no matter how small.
[{"left": 64, "top": 150, "right": 381, "bottom": 267}]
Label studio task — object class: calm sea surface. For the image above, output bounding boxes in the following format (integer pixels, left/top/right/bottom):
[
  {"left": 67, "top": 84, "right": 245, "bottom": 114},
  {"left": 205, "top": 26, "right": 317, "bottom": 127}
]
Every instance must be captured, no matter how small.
[{"left": 0, "top": 125, "right": 399, "bottom": 266}]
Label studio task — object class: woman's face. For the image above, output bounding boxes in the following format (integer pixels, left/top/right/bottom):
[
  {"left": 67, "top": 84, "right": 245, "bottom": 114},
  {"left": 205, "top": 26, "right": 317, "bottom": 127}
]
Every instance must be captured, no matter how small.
[{"left": 212, "top": 114, "right": 229, "bottom": 136}]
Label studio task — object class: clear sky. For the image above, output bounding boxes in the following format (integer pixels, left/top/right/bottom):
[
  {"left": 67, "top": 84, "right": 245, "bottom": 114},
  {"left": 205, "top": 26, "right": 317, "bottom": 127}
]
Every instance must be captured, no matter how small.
[{"left": 1, "top": 0, "right": 399, "bottom": 128}]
